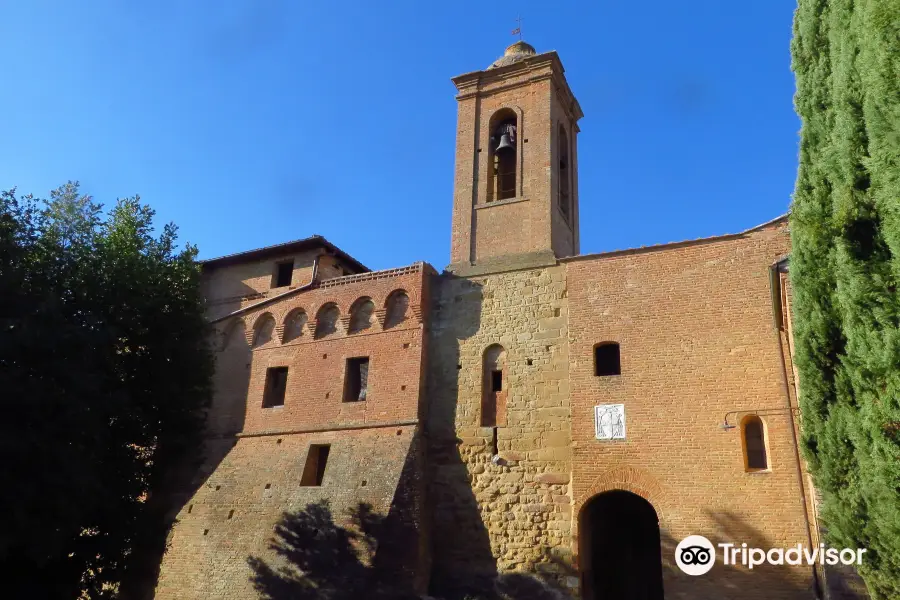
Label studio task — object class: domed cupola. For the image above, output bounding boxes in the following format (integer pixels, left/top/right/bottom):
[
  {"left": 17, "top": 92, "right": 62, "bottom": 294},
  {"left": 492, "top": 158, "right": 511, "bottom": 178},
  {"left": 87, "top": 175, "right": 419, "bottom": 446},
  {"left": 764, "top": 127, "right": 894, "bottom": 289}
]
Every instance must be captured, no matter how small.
[{"left": 488, "top": 40, "right": 537, "bottom": 69}]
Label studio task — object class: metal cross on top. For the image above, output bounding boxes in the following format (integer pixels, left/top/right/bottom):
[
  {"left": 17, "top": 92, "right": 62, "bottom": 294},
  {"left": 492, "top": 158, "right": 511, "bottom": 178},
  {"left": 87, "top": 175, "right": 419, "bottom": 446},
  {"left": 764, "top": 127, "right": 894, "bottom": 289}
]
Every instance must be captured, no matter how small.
[{"left": 511, "top": 16, "right": 523, "bottom": 39}]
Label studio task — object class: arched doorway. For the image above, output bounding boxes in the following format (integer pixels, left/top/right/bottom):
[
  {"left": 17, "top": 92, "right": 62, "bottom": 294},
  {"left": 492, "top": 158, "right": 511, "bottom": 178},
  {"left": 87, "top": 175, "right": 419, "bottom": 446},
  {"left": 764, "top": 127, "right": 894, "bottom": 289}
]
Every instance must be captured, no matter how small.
[{"left": 579, "top": 490, "right": 664, "bottom": 600}]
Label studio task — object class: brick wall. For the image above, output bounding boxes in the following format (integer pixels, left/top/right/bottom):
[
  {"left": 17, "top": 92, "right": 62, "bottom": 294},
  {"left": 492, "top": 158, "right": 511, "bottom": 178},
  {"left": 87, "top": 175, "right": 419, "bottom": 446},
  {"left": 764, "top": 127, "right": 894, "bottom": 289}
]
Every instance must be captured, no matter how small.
[
  {"left": 448, "top": 53, "right": 581, "bottom": 271},
  {"left": 549, "top": 86, "right": 579, "bottom": 259},
  {"left": 207, "top": 267, "right": 428, "bottom": 434},
  {"left": 153, "top": 40, "right": 832, "bottom": 600},
  {"left": 564, "top": 219, "right": 816, "bottom": 599},
  {"left": 162, "top": 224, "right": 826, "bottom": 600},
  {"left": 153, "top": 265, "right": 432, "bottom": 599},
  {"left": 154, "top": 426, "right": 425, "bottom": 599}
]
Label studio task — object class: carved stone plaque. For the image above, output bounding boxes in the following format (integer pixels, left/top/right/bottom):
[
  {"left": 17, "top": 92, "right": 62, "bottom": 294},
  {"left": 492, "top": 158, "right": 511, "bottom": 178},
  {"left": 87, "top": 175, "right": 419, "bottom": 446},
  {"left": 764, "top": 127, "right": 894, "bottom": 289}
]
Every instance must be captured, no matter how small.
[{"left": 594, "top": 404, "right": 626, "bottom": 440}]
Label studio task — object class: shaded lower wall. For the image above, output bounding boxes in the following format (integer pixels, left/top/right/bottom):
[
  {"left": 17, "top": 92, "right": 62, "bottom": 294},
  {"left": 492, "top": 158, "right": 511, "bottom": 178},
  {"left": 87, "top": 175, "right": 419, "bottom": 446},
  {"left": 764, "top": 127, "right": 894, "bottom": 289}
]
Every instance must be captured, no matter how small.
[{"left": 153, "top": 424, "right": 427, "bottom": 599}]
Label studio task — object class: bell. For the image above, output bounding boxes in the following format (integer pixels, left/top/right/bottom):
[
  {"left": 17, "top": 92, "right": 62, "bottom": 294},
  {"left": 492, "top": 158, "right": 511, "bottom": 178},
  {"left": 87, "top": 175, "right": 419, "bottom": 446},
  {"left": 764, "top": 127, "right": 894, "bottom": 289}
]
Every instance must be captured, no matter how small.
[{"left": 495, "top": 133, "right": 515, "bottom": 153}]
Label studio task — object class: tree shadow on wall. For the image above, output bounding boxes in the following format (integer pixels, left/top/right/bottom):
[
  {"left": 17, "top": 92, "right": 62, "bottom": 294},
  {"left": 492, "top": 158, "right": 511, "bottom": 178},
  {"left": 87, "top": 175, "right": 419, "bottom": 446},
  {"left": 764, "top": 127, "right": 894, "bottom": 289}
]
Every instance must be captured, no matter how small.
[
  {"left": 490, "top": 554, "right": 578, "bottom": 600},
  {"left": 423, "top": 273, "right": 580, "bottom": 600},
  {"left": 248, "top": 500, "right": 421, "bottom": 600},
  {"left": 425, "top": 275, "right": 495, "bottom": 598},
  {"left": 248, "top": 499, "right": 576, "bottom": 600}
]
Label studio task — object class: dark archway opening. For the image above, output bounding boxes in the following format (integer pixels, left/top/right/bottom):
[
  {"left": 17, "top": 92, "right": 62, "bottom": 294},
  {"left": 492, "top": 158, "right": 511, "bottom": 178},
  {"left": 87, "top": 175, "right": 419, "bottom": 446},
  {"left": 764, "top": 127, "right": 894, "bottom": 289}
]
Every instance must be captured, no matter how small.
[{"left": 580, "top": 490, "right": 664, "bottom": 600}]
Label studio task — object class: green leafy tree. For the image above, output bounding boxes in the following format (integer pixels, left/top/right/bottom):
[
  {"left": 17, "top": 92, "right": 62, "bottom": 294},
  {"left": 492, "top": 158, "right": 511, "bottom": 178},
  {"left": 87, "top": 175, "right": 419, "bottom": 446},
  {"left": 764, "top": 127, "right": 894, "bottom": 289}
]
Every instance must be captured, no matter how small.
[
  {"left": 790, "top": 1, "right": 900, "bottom": 597},
  {"left": 0, "top": 182, "right": 213, "bottom": 598}
]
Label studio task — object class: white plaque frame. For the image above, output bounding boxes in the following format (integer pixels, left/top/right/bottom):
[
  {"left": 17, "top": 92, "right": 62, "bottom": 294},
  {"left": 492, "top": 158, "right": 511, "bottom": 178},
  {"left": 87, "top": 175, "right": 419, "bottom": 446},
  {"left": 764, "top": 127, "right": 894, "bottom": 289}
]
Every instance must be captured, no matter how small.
[{"left": 594, "top": 404, "right": 626, "bottom": 440}]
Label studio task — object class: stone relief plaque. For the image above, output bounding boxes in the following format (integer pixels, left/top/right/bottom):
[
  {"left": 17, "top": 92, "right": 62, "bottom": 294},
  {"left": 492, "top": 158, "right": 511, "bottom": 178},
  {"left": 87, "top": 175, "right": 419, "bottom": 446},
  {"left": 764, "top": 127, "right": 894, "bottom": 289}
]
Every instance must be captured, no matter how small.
[{"left": 594, "top": 404, "right": 626, "bottom": 440}]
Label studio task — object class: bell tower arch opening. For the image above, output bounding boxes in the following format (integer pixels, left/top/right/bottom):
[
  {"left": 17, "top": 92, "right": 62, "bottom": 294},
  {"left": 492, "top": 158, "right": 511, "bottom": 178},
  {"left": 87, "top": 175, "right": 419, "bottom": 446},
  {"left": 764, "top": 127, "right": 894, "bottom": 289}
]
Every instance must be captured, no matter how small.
[
  {"left": 579, "top": 490, "right": 665, "bottom": 600},
  {"left": 488, "top": 109, "right": 518, "bottom": 202}
]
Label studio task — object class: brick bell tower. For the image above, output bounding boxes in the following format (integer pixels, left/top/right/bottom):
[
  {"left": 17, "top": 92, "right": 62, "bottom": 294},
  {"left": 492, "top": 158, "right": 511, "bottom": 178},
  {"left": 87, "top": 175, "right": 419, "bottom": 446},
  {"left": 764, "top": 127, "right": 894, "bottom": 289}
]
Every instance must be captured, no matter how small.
[{"left": 447, "top": 41, "right": 584, "bottom": 275}]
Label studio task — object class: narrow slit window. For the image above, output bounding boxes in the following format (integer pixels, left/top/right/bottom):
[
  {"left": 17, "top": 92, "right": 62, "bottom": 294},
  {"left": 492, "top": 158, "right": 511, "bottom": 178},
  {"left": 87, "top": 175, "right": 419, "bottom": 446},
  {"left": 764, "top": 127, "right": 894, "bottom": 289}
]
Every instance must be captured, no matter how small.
[
  {"left": 273, "top": 261, "right": 294, "bottom": 288},
  {"left": 558, "top": 124, "right": 571, "bottom": 220},
  {"left": 743, "top": 416, "right": 769, "bottom": 471},
  {"left": 594, "top": 343, "right": 621, "bottom": 376},
  {"left": 482, "top": 344, "right": 507, "bottom": 427},
  {"left": 491, "top": 370, "right": 503, "bottom": 393},
  {"left": 344, "top": 357, "right": 369, "bottom": 402},
  {"left": 300, "top": 444, "right": 331, "bottom": 486},
  {"left": 262, "top": 366, "right": 288, "bottom": 407}
]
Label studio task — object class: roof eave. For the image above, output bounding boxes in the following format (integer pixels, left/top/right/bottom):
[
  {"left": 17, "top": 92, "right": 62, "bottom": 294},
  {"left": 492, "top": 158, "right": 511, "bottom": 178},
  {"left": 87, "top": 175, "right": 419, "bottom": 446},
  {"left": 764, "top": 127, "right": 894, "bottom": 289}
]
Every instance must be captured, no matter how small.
[{"left": 200, "top": 235, "right": 369, "bottom": 273}]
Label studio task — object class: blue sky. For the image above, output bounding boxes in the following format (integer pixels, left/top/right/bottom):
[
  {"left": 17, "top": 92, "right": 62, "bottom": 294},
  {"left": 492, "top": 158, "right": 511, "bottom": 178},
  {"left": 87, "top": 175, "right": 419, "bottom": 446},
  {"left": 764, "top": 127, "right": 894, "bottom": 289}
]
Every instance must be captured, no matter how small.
[{"left": 0, "top": 1, "right": 799, "bottom": 271}]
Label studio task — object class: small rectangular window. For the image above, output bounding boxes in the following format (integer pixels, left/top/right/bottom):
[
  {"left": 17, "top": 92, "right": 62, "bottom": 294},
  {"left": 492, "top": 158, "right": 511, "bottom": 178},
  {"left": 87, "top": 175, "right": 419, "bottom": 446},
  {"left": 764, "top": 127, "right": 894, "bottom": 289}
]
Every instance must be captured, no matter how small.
[
  {"left": 300, "top": 444, "right": 330, "bottom": 486},
  {"left": 262, "top": 366, "right": 288, "bottom": 407},
  {"left": 273, "top": 261, "right": 294, "bottom": 288},
  {"left": 594, "top": 343, "right": 621, "bottom": 376},
  {"left": 491, "top": 370, "right": 503, "bottom": 392},
  {"left": 344, "top": 357, "right": 369, "bottom": 402}
]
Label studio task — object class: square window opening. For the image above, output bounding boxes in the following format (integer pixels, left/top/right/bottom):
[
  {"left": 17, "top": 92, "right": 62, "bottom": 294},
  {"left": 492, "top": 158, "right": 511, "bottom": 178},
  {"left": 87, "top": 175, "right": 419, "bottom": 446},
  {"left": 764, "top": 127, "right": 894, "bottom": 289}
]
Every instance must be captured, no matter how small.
[
  {"left": 273, "top": 261, "right": 294, "bottom": 288},
  {"left": 262, "top": 367, "right": 288, "bottom": 407},
  {"left": 300, "top": 444, "right": 331, "bottom": 487},
  {"left": 594, "top": 344, "right": 621, "bottom": 377},
  {"left": 344, "top": 357, "right": 369, "bottom": 402}
]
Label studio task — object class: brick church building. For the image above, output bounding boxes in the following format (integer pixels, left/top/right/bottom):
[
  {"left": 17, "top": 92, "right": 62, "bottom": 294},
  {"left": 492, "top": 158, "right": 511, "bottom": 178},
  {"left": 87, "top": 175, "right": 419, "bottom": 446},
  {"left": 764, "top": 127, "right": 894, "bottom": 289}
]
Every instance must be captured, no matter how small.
[{"left": 153, "top": 42, "right": 823, "bottom": 599}]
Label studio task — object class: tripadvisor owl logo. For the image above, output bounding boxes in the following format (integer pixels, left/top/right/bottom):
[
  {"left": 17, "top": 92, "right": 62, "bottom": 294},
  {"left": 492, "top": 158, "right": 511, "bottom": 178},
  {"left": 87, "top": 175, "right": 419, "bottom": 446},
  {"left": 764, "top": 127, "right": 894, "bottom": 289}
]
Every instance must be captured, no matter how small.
[
  {"left": 675, "top": 534, "right": 868, "bottom": 575},
  {"left": 675, "top": 535, "right": 716, "bottom": 575}
]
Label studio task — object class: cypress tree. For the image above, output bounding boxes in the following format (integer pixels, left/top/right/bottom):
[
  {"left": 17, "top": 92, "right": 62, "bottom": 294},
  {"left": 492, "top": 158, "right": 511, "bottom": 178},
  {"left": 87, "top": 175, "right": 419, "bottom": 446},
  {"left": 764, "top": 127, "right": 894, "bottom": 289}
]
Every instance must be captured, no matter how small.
[{"left": 790, "top": 1, "right": 900, "bottom": 597}]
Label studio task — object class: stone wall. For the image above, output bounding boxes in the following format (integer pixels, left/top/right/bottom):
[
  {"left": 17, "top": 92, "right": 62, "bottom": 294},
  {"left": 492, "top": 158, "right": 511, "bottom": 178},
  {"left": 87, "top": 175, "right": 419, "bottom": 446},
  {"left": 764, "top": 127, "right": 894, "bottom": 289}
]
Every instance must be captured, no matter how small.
[{"left": 426, "top": 265, "right": 577, "bottom": 598}]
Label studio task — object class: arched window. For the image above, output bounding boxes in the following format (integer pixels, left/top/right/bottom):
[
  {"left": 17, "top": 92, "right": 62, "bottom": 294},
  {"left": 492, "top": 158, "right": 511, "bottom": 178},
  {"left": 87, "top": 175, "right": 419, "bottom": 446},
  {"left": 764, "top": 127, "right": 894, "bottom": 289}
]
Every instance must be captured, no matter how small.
[
  {"left": 489, "top": 110, "right": 517, "bottom": 202},
  {"left": 283, "top": 309, "right": 308, "bottom": 343},
  {"left": 314, "top": 303, "right": 340, "bottom": 339},
  {"left": 558, "top": 124, "right": 571, "bottom": 220},
  {"left": 214, "top": 319, "right": 252, "bottom": 436},
  {"left": 742, "top": 416, "right": 769, "bottom": 471},
  {"left": 384, "top": 290, "right": 410, "bottom": 329},
  {"left": 482, "top": 344, "right": 507, "bottom": 427},
  {"left": 348, "top": 297, "right": 375, "bottom": 334},
  {"left": 594, "top": 342, "right": 621, "bottom": 376},
  {"left": 252, "top": 314, "right": 276, "bottom": 348}
]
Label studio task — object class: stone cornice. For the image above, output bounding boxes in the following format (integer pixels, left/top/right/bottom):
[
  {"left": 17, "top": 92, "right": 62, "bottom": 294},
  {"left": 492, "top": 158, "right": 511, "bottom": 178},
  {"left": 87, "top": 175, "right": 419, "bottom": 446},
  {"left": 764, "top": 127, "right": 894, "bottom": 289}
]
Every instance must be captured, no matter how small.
[
  {"left": 454, "top": 71, "right": 554, "bottom": 101},
  {"left": 452, "top": 51, "right": 583, "bottom": 124}
]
